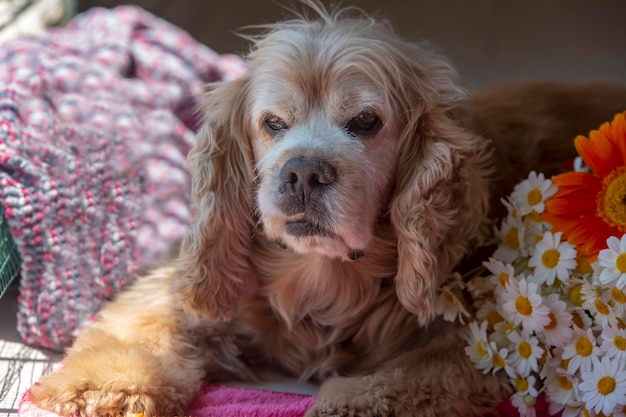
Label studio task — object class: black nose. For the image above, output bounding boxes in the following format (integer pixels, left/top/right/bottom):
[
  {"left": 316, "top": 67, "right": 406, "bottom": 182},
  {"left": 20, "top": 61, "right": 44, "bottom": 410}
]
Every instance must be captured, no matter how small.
[{"left": 278, "top": 156, "right": 336, "bottom": 214}]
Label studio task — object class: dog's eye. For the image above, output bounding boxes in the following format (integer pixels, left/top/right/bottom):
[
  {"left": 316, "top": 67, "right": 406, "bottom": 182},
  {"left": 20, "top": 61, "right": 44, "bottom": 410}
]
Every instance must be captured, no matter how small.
[
  {"left": 345, "top": 112, "right": 382, "bottom": 137},
  {"left": 265, "top": 115, "right": 289, "bottom": 133}
]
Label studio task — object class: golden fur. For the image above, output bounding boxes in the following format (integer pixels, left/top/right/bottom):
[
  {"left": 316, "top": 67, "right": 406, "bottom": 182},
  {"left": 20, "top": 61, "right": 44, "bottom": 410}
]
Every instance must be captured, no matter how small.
[{"left": 30, "top": 2, "right": 626, "bottom": 416}]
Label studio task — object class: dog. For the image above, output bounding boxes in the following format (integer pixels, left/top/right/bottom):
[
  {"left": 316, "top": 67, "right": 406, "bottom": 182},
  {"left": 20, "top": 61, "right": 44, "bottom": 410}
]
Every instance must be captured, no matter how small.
[{"left": 29, "top": 1, "right": 626, "bottom": 416}]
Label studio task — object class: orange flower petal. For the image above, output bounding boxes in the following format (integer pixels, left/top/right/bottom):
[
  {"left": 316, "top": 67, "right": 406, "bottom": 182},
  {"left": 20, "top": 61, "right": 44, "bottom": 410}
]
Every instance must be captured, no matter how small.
[
  {"left": 545, "top": 197, "right": 596, "bottom": 216},
  {"left": 539, "top": 111, "right": 626, "bottom": 259},
  {"left": 551, "top": 172, "right": 601, "bottom": 189},
  {"left": 610, "top": 112, "right": 626, "bottom": 164},
  {"left": 575, "top": 131, "right": 621, "bottom": 176}
]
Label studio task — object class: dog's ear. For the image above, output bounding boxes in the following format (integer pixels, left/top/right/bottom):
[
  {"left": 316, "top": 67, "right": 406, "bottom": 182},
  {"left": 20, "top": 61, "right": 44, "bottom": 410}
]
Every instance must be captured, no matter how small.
[
  {"left": 175, "top": 77, "right": 257, "bottom": 321},
  {"left": 389, "top": 45, "right": 492, "bottom": 326}
]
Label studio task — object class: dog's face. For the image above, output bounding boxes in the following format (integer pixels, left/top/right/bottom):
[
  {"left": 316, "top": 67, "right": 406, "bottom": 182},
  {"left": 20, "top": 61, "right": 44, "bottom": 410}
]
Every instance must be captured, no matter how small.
[
  {"left": 249, "top": 25, "right": 402, "bottom": 261},
  {"left": 175, "top": 8, "right": 492, "bottom": 324}
]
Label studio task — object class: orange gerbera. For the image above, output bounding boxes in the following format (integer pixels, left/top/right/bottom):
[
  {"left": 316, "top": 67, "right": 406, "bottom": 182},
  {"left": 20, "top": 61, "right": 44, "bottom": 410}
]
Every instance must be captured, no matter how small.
[{"left": 543, "top": 111, "right": 626, "bottom": 259}]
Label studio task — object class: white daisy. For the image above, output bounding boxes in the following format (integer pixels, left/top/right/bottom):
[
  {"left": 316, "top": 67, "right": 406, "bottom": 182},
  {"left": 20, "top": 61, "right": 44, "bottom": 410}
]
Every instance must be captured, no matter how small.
[
  {"left": 510, "top": 391, "right": 537, "bottom": 417},
  {"left": 483, "top": 258, "right": 517, "bottom": 293},
  {"left": 436, "top": 286, "right": 470, "bottom": 324},
  {"left": 579, "top": 356, "right": 626, "bottom": 416},
  {"left": 561, "top": 327, "right": 601, "bottom": 374},
  {"left": 598, "top": 234, "right": 626, "bottom": 289},
  {"left": 510, "top": 171, "right": 558, "bottom": 215},
  {"left": 465, "top": 275, "right": 492, "bottom": 299},
  {"left": 513, "top": 374, "right": 539, "bottom": 397},
  {"left": 575, "top": 254, "right": 595, "bottom": 277},
  {"left": 464, "top": 321, "right": 492, "bottom": 372},
  {"left": 581, "top": 282, "right": 604, "bottom": 309},
  {"left": 546, "top": 372, "right": 579, "bottom": 408},
  {"left": 528, "top": 231, "right": 577, "bottom": 286},
  {"left": 507, "top": 330, "right": 544, "bottom": 377},
  {"left": 491, "top": 320, "right": 517, "bottom": 348},
  {"left": 542, "top": 293, "right": 573, "bottom": 348},
  {"left": 475, "top": 300, "right": 504, "bottom": 330},
  {"left": 493, "top": 215, "right": 526, "bottom": 264},
  {"left": 549, "top": 401, "right": 586, "bottom": 417},
  {"left": 501, "top": 196, "right": 521, "bottom": 220},
  {"left": 608, "top": 286, "right": 626, "bottom": 316},
  {"left": 588, "top": 295, "right": 618, "bottom": 329},
  {"left": 569, "top": 306, "right": 594, "bottom": 331},
  {"left": 501, "top": 278, "right": 550, "bottom": 334},
  {"left": 521, "top": 217, "right": 546, "bottom": 257},
  {"left": 600, "top": 325, "right": 626, "bottom": 363},
  {"left": 541, "top": 347, "right": 567, "bottom": 381},
  {"left": 488, "top": 341, "right": 515, "bottom": 378},
  {"left": 562, "top": 276, "right": 588, "bottom": 309}
]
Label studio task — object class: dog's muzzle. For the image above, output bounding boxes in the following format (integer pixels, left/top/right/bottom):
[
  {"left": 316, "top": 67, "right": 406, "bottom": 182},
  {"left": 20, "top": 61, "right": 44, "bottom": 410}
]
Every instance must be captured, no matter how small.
[{"left": 278, "top": 156, "right": 336, "bottom": 216}]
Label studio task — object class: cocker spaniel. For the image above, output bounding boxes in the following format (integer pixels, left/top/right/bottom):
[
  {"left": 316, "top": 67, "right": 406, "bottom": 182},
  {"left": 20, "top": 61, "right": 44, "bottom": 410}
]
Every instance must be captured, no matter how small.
[{"left": 29, "top": 1, "right": 626, "bottom": 416}]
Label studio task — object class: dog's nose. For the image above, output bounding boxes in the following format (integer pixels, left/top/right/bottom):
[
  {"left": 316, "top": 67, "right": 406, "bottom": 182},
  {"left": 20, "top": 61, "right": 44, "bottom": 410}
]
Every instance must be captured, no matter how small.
[
  {"left": 280, "top": 156, "right": 336, "bottom": 189},
  {"left": 278, "top": 157, "right": 336, "bottom": 213}
]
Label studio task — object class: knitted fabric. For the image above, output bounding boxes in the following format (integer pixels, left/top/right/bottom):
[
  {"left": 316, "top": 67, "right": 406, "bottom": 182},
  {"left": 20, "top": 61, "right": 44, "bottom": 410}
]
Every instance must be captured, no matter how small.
[
  {"left": 0, "top": 6, "right": 246, "bottom": 350},
  {"left": 19, "top": 384, "right": 553, "bottom": 417}
]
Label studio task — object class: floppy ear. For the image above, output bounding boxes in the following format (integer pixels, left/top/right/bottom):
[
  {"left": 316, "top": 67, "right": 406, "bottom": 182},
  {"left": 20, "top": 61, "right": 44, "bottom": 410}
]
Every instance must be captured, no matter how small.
[
  {"left": 389, "top": 47, "right": 492, "bottom": 326},
  {"left": 174, "top": 77, "right": 257, "bottom": 321}
]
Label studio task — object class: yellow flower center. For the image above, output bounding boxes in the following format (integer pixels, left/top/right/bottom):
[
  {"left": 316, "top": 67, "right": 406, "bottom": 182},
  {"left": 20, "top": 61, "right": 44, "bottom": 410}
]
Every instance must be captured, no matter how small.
[
  {"left": 527, "top": 210, "right": 542, "bottom": 222},
  {"left": 505, "top": 228, "right": 520, "bottom": 250},
  {"left": 595, "top": 298, "right": 610, "bottom": 315},
  {"left": 597, "top": 167, "right": 626, "bottom": 231},
  {"left": 545, "top": 313, "right": 557, "bottom": 330},
  {"left": 493, "top": 353, "right": 505, "bottom": 368},
  {"left": 498, "top": 272, "right": 510, "bottom": 287},
  {"left": 575, "top": 336, "right": 593, "bottom": 356},
  {"left": 515, "top": 376, "right": 529, "bottom": 392},
  {"left": 477, "top": 340, "right": 488, "bottom": 357},
  {"left": 485, "top": 311, "right": 503, "bottom": 328},
  {"left": 444, "top": 292, "right": 455, "bottom": 303},
  {"left": 612, "top": 287, "right": 626, "bottom": 304},
  {"left": 570, "top": 284, "right": 584, "bottom": 307},
  {"left": 615, "top": 335, "right": 626, "bottom": 351},
  {"left": 518, "top": 341, "right": 532, "bottom": 359},
  {"left": 576, "top": 256, "right": 594, "bottom": 274},
  {"left": 542, "top": 249, "right": 561, "bottom": 268},
  {"left": 618, "top": 318, "right": 626, "bottom": 330},
  {"left": 558, "top": 375, "right": 573, "bottom": 390},
  {"left": 562, "top": 358, "right": 571, "bottom": 370},
  {"left": 597, "top": 376, "right": 616, "bottom": 395},
  {"left": 515, "top": 296, "right": 533, "bottom": 316},
  {"left": 527, "top": 189, "right": 543, "bottom": 206},
  {"left": 617, "top": 253, "right": 626, "bottom": 273}
]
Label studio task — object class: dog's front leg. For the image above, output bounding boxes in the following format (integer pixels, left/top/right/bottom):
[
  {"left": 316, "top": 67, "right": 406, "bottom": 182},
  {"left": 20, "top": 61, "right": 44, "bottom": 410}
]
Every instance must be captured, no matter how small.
[
  {"left": 29, "top": 266, "right": 251, "bottom": 417},
  {"left": 305, "top": 332, "right": 510, "bottom": 417}
]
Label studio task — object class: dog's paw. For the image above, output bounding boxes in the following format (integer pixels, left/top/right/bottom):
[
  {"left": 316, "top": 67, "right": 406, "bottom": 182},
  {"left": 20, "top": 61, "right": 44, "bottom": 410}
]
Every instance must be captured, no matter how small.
[
  {"left": 29, "top": 379, "right": 184, "bottom": 417},
  {"left": 304, "top": 376, "right": 397, "bottom": 417},
  {"left": 28, "top": 339, "right": 191, "bottom": 417}
]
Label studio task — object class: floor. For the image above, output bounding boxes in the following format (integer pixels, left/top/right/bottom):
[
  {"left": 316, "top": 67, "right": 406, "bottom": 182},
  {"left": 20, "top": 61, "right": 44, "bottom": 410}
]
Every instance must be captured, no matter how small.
[
  {"left": 1, "top": 0, "right": 625, "bottom": 415},
  {"left": 0, "top": 282, "right": 61, "bottom": 417}
]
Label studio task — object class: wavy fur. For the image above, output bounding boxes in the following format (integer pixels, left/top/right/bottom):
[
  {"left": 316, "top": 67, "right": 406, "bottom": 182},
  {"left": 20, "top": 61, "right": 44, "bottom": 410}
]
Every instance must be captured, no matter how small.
[{"left": 29, "top": 2, "right": 626, "bottom": 416}]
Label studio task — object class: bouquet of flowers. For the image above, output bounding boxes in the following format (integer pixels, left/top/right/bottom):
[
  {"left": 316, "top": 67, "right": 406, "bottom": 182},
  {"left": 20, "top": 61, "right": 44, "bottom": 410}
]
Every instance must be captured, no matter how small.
[{"left": 436, "top": 111, "right": 626, "bottom": 417}]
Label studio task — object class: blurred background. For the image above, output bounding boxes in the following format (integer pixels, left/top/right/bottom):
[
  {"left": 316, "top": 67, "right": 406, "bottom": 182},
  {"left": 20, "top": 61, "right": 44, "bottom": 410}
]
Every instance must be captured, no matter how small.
[
  {"left": 75, "top": 0, "right": 626, "bottom": 89},
  {"left": 2, "top": 0, "right": 625, "bottom": 88}
]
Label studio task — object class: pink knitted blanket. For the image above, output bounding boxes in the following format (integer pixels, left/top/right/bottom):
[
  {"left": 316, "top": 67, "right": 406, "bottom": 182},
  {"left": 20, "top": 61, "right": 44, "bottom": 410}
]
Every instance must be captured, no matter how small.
[
  {"left": 19, "top": 384, "right": 550, "bottom": 417},
  {"left": 0, "top": 6, "right": 245, "bottom": 350}
]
